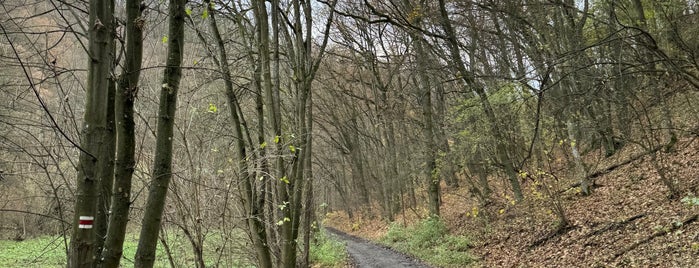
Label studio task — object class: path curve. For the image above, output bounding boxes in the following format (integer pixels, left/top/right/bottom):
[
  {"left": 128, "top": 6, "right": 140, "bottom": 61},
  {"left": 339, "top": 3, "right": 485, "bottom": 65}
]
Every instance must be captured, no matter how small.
[{"left": 325, "top": 227, "right": 431, "bottom": 268}]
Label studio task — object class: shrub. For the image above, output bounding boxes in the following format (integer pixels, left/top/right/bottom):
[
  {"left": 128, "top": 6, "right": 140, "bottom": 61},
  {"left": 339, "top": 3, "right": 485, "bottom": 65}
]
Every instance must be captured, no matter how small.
[
  {"left": 380, "top": 217, "right": 474, "bottom": 267},
  {"left": 310, "top": 231, "right": 348, "bottom": 267}
]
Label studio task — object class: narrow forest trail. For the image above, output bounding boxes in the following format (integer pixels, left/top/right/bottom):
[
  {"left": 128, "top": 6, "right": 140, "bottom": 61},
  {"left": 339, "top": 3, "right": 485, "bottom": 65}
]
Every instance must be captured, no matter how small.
[{"left": 325, "top": 228, "right": 431, "bottom": 268}]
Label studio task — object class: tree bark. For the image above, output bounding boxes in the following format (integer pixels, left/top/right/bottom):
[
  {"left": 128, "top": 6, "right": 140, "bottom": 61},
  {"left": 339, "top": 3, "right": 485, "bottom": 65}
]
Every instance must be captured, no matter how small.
[
  {"left": 95, "top": 0, "right": 117, "bottom": 252},
  {"left": 100, "top": 0, "right": 144, "bottom": 266},
  {"left": 209, "top": 1, "right": 274, "bottom": 266},
  {"left": 567, "top": 121, "right": 590, "bottom": 195},
  {"left": 133, "top": 0, "right": 185, "bottom": 266},
  {"left": 69, "top": 0, "right": 113, "bottom": 266},
  {"left": 413, "top": 35, "right": 441, "bottom": 216},
  {"left": 94, "top": 50, "right": 116, "bottom": 266}
]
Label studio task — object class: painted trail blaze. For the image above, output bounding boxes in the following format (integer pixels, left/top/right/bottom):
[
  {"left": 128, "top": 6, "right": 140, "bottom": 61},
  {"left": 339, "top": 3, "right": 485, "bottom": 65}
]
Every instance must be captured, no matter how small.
[{"left": 78, "top": 216, "right": 94, "bottom": 229}]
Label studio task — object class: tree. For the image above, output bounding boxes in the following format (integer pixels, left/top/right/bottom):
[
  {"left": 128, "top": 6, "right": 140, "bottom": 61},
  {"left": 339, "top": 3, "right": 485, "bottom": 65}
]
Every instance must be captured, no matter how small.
[
  {"left": 68, "top": 0, "right": 114, "bottom": 266},
  {"left": 436, "top": 0, "right": 524, "bottom": 202},
  {"left": 134, "top": 0, "right": 186, "bottom": 266},
  {"left": 100, "top": 0, "right": 145, "bottom": 266},
  {"left": 204, "top": 1, "right": 273, "bottom": 266}
]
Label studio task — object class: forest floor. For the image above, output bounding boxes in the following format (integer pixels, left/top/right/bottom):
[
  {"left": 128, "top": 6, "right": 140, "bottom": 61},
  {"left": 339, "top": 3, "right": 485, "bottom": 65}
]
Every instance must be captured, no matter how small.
[{"left": 325, "top": 136, "right": 699, "bottom": 267}]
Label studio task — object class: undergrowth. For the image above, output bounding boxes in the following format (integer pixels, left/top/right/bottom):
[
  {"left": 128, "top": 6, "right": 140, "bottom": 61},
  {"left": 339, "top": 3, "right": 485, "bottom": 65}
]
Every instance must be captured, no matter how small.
[
  {"left": 310, "top": 230, "right": 348, "bottom": 267},
  {"left": 381, "top": 217, "right": 474, "bottom": 267},
  {"left": 0, "top": 235, "right": 66, "bottom": 267},
  {"left": 0, "top": 231, "right": 251, "bottom": 267}
]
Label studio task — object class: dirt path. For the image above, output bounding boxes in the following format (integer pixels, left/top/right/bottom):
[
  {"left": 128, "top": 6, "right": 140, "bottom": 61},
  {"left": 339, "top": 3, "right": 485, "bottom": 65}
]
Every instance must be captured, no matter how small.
[{"left": 325, "top": 228, "right": 431, "bottom": 268}]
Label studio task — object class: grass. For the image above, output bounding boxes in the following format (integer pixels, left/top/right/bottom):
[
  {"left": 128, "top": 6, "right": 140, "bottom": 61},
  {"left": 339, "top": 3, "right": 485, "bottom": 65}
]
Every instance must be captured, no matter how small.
[
  {"left": 0, "top": 235, "right": 67, "bottom": 267},
  {"left": 310, "top": 230, "right": 348, "bottom": 267},
  {"left": 381, "top": 217, "right": 474, "bottom": 267},
  {"left": 0, "top": 230, "right": 252, "bottom": 268},
  {"left": 1, "top": 227, "right": 351, "bottom": 268}
]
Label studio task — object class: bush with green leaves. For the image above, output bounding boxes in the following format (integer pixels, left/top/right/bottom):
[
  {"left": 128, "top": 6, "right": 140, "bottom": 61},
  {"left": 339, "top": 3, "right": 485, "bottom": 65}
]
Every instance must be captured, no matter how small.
[{"left": 381, "top": 217, "right": 474, "bottom": 267}]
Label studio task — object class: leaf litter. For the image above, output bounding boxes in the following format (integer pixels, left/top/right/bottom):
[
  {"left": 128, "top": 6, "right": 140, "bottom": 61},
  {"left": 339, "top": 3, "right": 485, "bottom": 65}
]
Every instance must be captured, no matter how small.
[{"left": 325, "top": 137, "right": 699, "bottom": 267}]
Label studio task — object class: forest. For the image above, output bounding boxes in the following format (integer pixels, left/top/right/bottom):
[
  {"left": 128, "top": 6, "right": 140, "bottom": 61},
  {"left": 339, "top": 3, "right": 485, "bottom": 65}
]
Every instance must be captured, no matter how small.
[{"left": 0, "top": 0, "right": 698, "bottom": 267}]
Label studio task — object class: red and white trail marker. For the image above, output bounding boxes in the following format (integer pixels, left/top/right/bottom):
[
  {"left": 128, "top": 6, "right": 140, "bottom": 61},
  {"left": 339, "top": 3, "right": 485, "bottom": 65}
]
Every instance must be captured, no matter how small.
[{"left": 78, "top": 216, "right": 94, "bottom": 229}]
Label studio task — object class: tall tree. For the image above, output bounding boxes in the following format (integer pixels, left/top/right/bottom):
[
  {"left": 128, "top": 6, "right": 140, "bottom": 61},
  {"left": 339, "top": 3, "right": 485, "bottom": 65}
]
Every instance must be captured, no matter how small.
[
  {"left": 68, "top": 0, "right": 114, "bottom": 266},
  {"left": 95, "top": 0, "right": 117, "bottom": 255},
  {"left": 436, "top": 0, "right": 524, "bottom": 201},
  {"left": 133, "top": 0, "right": 186, "bottom": 266},
  {"left": 100, "top": 0, "right": 145, "bottom": 266},
  {"left": 402, "top": 0, "right": 442, "bottom": 216},
  {"left": 205, "top": 1, "right": 274, "bottom": 266}
]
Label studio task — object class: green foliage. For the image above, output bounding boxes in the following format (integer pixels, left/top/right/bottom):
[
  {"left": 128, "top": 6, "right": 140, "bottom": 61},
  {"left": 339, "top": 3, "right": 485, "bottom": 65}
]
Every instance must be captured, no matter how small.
[
  {"left": 280, "top": 175, "right": 290, "bottom": 184},
  {"left": 381, "top": 218, "right": 474, "bottom": 267},
  {"left": 681, "top": 195, "right": 699, "bottom": 206},
  {"left": 0, "top": 236, "right": 66, "bottom": 267},
  {"left": 202, "top": 9, "right": 209, "bottom": 19},
  {"left": 449, "top": 81, "right": 533, "bottom": 166},
  {"left": 276, "top": 217, "right": 291, "bottom": 226},
  {"left": 310, "top": 231, "right": 347, "bottom": 267},
  {"left": 0, "top": 231, "right": 252, "bottom": 267},
  {"left": 208, "top": 103, "right": 218, "bottom": 113}
]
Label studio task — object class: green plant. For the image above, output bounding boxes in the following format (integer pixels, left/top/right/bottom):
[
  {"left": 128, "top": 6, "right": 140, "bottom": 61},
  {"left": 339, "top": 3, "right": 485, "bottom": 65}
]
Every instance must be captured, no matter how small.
[
  {"left": 0, "top": 236, "right": 66, "bottom": 267},
  {"left": 380, "top": 217, "right": 474, "bottom": 267},
  {"left": 681, "top": 195, "right": 699, "bottom": 206},
  {"left": 384, "top": 222, "right": 409, "bottom": 243},
  {"left": 310, "top": 231, "right": 347, "bottom": 267},
  {"left": 0, "top": 230, "right": 253, "bottom": 268}
]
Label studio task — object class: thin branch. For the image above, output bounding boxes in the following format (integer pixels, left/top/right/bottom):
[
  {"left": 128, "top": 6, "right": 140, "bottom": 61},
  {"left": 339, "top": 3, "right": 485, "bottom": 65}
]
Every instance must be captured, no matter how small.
[
  {"left": 0, "top": 23, "right": 95, "bottom": 160},
  {"left": 0, "top": 209, "right": 70, "bottom": 224}
]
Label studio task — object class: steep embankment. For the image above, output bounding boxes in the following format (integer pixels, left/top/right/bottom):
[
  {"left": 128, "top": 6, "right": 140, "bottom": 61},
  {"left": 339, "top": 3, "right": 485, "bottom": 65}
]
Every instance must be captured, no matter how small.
[
  {"left": 326, "top": 137, "right": 699, "bottom": 267},
  {"left": 470, "top": 137, "right": 699, "bottom": 267}
]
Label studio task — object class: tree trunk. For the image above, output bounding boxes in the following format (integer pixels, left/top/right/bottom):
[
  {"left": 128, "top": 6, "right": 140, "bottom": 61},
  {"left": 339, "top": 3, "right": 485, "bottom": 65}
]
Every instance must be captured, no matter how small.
[
  {"left": 300, "top": 108, "right": 315, "bottom": 268},
  {"left": 69, "top": 0, "right": 113, "bottom": 266},
  {"left": 100, "top": 0, "right": 144, "bottom": 266},
  {"left": 403, "top": 0, "right": 442, "bottom": 217},
  {"left": 567, "top": 121, "right": 591, "bottom": 195},
  {"left": 417, "top": 52, "right": 441, "bottom": 217},
  {"left": 210, "top": 1, "right": 274, "bottom": 266},
  {"left": 347, "top": 132, "right": 370, "bottom": 207},
  {"left": 95, "top": 0, "right": 117, "bottom": 253},
  {"left": 631, "top": 0, "right": 677, "bottom": 149},
  {"left": 437, "top": 0, "right": 523, "bottom": 202},
  {"left": 133, "top": 0, "right": 185, "bottom": 266},
  {"left": 94, "top": 53, "right": 116, "bottom": 266}
]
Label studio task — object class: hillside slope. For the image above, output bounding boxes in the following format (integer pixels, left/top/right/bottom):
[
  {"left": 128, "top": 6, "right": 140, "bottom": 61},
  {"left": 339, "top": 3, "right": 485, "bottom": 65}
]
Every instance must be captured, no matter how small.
[{"left": 326, "top": 137, "right": 699, "bottom": 267}]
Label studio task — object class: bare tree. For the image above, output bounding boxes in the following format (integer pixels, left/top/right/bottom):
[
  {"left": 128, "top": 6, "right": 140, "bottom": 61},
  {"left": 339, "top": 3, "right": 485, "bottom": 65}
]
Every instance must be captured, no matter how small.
[
  {"left": 100, "top": 0, "right": 145, "bottom": 266},
  {"left": 68, "top": 0, "right": 114, "bottom": 266},
  {"left": 134, "top": 0, "right": 186, "bottom": 266}
]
